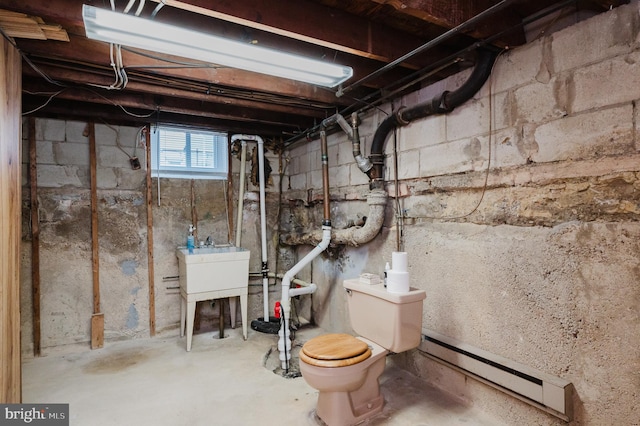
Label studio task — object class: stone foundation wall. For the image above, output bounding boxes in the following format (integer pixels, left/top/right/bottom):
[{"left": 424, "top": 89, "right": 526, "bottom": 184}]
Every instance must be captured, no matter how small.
[{"left": 281, "top": 3, "right": 640, "bottom": 424}]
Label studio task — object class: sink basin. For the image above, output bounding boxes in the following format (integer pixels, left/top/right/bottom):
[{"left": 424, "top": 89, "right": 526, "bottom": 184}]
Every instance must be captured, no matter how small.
[
  {"left": 177, "top": 245, "right": 251, "bottom": 349},
  {"left": 176, "top": 246, "right": 250, "bottom": 293}
]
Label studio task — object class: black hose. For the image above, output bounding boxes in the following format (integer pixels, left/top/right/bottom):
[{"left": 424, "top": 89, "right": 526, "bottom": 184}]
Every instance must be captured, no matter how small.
[{"left": 366, "top": 48, "right": 498, "bottom": 185}]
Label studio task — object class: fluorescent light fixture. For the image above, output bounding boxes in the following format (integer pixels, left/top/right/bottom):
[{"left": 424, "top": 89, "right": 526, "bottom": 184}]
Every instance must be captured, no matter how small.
[{"left": 82, "top": 5, "right": 353, "bottom": 88}]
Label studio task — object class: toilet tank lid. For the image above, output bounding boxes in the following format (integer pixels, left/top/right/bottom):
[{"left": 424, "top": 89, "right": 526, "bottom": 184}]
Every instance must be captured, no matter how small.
[{"left": 344, "top": 279, "right": 426, "bottom": 303}]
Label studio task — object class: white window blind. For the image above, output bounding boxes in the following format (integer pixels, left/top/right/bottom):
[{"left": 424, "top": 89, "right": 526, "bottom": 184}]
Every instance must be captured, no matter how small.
[{"left": 152, "top": 126, "right": 228, "bottom": 179}]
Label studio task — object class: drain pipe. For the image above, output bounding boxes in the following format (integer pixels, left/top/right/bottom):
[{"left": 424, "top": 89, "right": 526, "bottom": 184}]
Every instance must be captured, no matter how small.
[
  {"left": 278, "top": 129, "right": 332, "bottom": 371},
  {"left": 231, "top": 134, "right": 270, "bottom": 323},
  {"left": 234, "top": 140, "right": 247, "bottom": 247},
  {"left": 281, "top": 189, "right": 386, "bottom": 246},
  {"left": 281, "top": 112, "right": 382, "bottom": 247},
  {"left": 367, "top": 48, "right": 497, "bottom": 188},
  {"left": 281, "top": 50, "right": 495, "bottom": 249}
]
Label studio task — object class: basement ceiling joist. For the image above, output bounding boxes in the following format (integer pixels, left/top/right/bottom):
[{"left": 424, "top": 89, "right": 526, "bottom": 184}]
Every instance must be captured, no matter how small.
[{"left": 0, "top": 0, "right": 629, "bottom": 136}]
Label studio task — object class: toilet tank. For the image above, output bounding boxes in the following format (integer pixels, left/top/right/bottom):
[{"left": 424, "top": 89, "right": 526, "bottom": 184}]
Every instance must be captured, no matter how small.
[{"left": 344, "top": 278, "right": 426, "bottom": 353}]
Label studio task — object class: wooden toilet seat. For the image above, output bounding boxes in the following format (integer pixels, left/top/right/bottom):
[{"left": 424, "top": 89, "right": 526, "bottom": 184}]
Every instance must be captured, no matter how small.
[{"left": 300, "top": 333, "right": 372, "bottom": 367}]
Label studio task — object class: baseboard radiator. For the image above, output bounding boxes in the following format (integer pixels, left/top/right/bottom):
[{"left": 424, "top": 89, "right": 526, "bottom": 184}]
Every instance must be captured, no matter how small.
[{"left": 419, "top": 329, "right": 573, "bottom": 421}]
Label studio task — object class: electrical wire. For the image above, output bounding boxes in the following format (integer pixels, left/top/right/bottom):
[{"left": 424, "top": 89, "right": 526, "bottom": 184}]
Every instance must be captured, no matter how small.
[
  {"left": 101, "top": 119, "right": 134, "bottom": 159},
  {"left": 151, "top": 1, "right": 165, "bottom": 18},
  {"left": 123, "top": 0, "right": 137, "bottom": 14},
  {"left": 22, "top": 90, "right": 65, "bottom": 115},
  {"left": 134, "top": 0, "right": 146, "bottom": 16},
  {"left": 22, "top": 85, "right": 156, "bottom": 119},
  {"left": 0, "top": 26, "right": 66, "bottom": 88},
  {"left": 91, "top": 0, "right": 136, "bottom": 91}
]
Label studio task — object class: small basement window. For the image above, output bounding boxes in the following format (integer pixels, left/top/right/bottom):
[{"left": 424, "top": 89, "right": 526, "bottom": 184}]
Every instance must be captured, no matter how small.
[{"left": 151, "top": 126, "right": 228, "bottom": 179}]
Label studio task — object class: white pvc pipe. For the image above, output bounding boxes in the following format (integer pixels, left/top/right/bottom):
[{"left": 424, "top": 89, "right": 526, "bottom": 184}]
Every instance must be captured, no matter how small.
[
  {"left": 278, "top": 225, "right": 330, "bottom": 370},
  {"left": 234, "top": 141, "right": 247, "bottom": 247},
  {"left": 257, "top": 138, "right": 269, "bottom": 322},
  {"left": 231, "top": 134, "right": 269, "bottom": 322},
  {"left": 288, "top": 283, "right": 317, "bottom": 298}
]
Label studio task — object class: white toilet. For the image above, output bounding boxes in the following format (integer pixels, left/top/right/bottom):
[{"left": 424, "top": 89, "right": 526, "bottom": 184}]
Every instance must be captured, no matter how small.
[{"left": 299, "top": 278, "right": 426, "bottom": 426}]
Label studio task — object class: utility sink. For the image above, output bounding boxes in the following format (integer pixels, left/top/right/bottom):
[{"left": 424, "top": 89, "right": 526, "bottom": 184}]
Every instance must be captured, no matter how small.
[
  {"left": 176, "top": 246, "right": 250, "bottom": 293},
  {"left": 176, "top": 245, "right": 250, "bottom": 350}
]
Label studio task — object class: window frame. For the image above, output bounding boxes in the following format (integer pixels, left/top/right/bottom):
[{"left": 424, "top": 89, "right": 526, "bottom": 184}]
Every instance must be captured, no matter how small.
[{"left": 151, "top": 125, "right": 229, "bottom": 180}]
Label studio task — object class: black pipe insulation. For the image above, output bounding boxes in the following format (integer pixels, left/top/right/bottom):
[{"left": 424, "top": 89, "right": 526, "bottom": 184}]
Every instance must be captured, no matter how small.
[{"left": 367, "top": 48, "right": 498, "bottom": 186}]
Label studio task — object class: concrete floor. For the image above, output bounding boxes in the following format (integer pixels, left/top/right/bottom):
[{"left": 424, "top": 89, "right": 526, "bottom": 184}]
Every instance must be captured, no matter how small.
[{"left": 23, "top": 326, "right": 505, "bottom": 426}]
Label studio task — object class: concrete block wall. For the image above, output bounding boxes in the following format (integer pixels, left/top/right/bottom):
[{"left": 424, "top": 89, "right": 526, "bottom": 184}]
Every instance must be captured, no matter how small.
[
  {"left": 21, "top": 120, "right": 151, "bottom": 352},
  {"left": 282, "top": 3, "right": 640, "bottom": 425},
  {"left": 20, "top": 122, "right": 286, "bottom": 353}
]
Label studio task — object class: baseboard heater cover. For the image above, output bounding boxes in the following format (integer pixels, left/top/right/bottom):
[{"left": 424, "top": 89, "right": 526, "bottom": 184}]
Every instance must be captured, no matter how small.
[{"left": 419, "top": 328, "right": 573, "bottom": 421}]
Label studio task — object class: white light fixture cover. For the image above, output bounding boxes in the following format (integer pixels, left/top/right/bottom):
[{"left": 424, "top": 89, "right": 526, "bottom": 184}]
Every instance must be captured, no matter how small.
[{"left": 82, "top": 5, "right": 353, "bottom": 88}]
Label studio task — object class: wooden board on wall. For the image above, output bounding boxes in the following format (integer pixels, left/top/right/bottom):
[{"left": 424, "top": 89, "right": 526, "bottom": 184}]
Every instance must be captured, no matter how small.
[
  {"left": 88, "top": 122, "right": 104, "bottom": 349},
  {"left": 0, "top": 34, "right": 23, "bottom": 403},
  {"left": 29, "top": 117, "right": 41, "bottom": 357}
]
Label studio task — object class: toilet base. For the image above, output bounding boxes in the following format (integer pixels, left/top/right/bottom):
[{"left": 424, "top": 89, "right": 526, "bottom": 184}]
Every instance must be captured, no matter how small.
[
  {"left": 314, "top": 354, "right": 386, "bottom": 426},
  {"left": 316, "top": 392, "right": 383, "bottom": 426}
]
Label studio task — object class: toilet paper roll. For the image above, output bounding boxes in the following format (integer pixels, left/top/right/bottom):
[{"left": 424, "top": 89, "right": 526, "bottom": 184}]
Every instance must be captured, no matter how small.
[
  {"left": 392, "top": 251, "right": 408, "bottom": 272},
  {"left": 386, "top": 270, "right": 409, "bottom": 294}
]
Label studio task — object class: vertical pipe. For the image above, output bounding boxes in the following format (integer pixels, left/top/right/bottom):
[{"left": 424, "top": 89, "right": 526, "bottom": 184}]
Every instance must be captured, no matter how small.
[
  {"left": 257, "top": 138, "right": 269, "bottom": 322},
  {"left": 234, "top": 141, "right": 247, "bottom": 247},
  {"left": 278, "top": 129, "right": 332, "bottom": 371},
  {"left": 190, "top": 179, "right": 198, "bottom": 243},
  {"left": 226, "top": 134, "right": 234, "bottom": 244},
  {"left": 156, "top": 130, "right": 161, "bottom": 207},
  {"left": 392, "top": 126, "right": 401, "bottom": 252},
  {"left": 145, "top": 125, "right": 156, "bottom": 336},
  {"left": 230, "top": 134, "right": 269, "bottom": 322},
  {"left": 321, "top": 130, "right": 331, "bottom": 223}
]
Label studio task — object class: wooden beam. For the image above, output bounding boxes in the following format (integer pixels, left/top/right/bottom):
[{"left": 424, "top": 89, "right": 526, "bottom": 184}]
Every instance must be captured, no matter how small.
[
  {"left": 88, "top": 122, "right": 104, "bottom": 349},
  {"left": 28, "top": 117, "right": 41, "bottom": 357},
  {"left": 147, "top": 0, "right": 431, "bottom": 66},
  {"left": 21, "top": 82, "right": 317, "bottom": 135},
  {"left": 3, "top": 0, "right": 434, "bottom": 68},
  {"left": 145, "top": 125, "right": 156, "bottom": 336},
  {"left": 21, "top": 64, "right": 332, "bottom": 121},
  {"left": 0, "top": 8, "right": 69, "bottom": 41},
  {"left": 21, "top": 97, "right": 296, "bottom": 136},
  {"left": 371, "top": 0, "right": 525, "bottom": 46},
  {"left": 0, "top": 33, "right": 23, "bottom": 404}
]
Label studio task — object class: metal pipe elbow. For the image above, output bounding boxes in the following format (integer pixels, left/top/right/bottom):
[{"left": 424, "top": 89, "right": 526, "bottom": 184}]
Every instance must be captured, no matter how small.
[
  {"left": 280, "top": 191, "right": 387, "bottom": 247},
  {"left": 331, "top": 190, "right": 387, "bottom": 246}
]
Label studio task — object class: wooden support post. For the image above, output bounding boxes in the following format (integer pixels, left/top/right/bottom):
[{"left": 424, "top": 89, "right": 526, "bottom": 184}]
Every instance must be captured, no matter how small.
[
  {"left": 28, "top": 117, "right": 41, "bottom": 357},
  {"left": 88, "top": 122, "right": 104, "bottom": 349},
  {"left": 0, "top": 34, "right": 23, "bottom": 403},
  {"left": 145, "top": 125, "right": 156, "bottom": 336}
]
